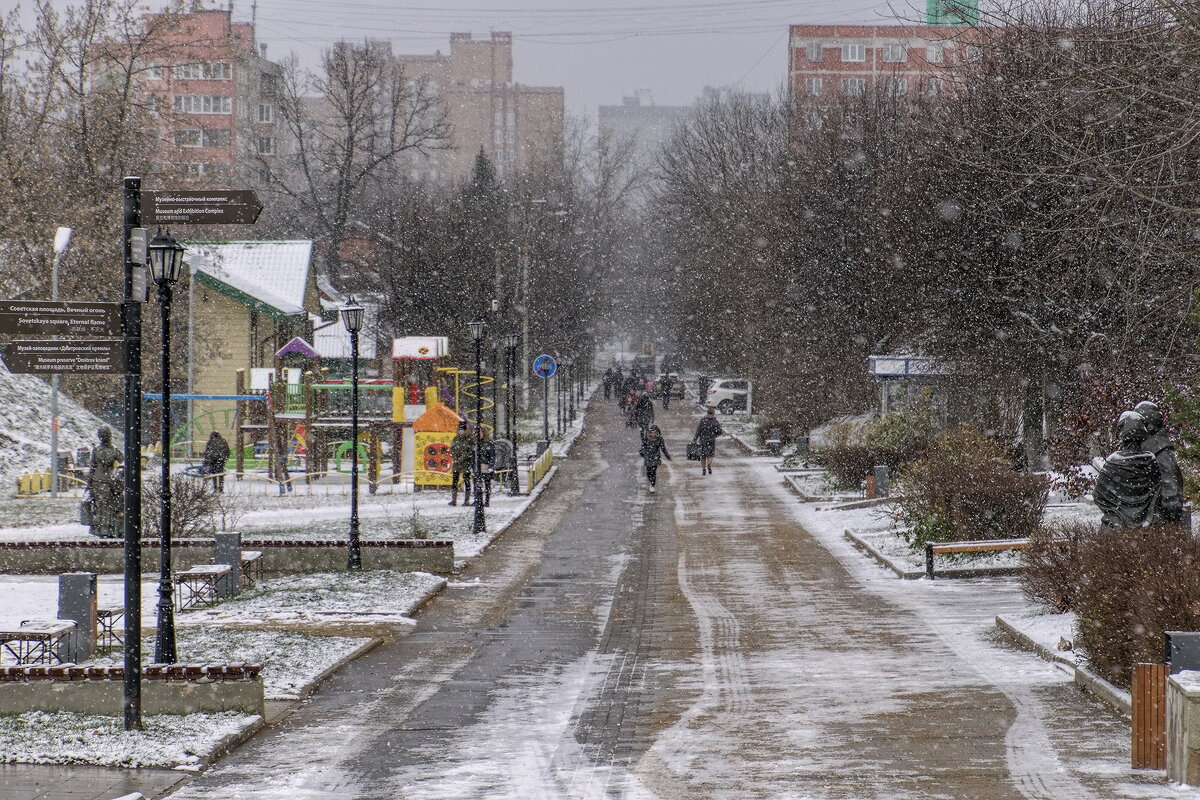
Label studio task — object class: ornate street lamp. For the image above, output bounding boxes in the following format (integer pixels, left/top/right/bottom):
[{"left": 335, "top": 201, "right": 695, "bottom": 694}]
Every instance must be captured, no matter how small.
[
  {"left": 147, "top": 228, "right": 185, "bottom": 664},
  {"left": 341, "top": 297, "right": 365, "bottom": 570},
  {"left": 469, "top": 320, "right": 487, "bottom": 533}
]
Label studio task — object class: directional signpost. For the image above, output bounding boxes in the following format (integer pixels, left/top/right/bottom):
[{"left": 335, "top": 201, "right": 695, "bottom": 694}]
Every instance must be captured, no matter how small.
[
  {"left": 2, "top": 339, "right": 125, "bottom": 374},
  {"left": 533, "top": 354, "right": 557, "bottom": 444},
  {"left": 141, "top": 189, "right": 263, "bottom": 225},
  {"left": 0, "top": 301, "right": 121, "bottom": 337}
]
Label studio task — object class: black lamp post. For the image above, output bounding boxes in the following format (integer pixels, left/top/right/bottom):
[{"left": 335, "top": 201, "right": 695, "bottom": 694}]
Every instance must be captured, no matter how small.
[
  {"left": 505, "top": 333, "right": 519, "bottom": 493},
  {"left": 469, "top": 321, "right": 487, "bottom": 533},
  {"left": 567, "top": 361, "right": 576, "bottom": 423},
  {"left": 148, "top": 228, "right": 185, "bottom": 665},
  {"left": 341, "top": 297, "right": 365, "bottom": 570}
]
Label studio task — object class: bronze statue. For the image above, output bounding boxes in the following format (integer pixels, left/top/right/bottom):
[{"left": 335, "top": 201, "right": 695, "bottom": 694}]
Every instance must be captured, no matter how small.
[
  {"left": 86, "top": 427, "right": 123, "bottom": 538},
  {"left": 1135, "top": 400, "right": 1185, "bottom": 525},
  {"left": 1093, "top": 411, "right": 1160, "bottom": 530}
]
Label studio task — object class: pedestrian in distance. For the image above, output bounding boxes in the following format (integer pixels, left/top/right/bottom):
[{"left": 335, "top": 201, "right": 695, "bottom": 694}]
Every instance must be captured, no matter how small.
[
  {"left": 475, "top": 428, "right": 496, "bottom": 507},
  {"left": 449, "top": 420, "right": 474, "bottom": 505},
  {"left": 693, "top": 406, "right": 724, "bottom": 475},
  {"left": 634, "top": 391, "right": 656, "bottom": 441},
  {"left": 659, "top": 373, "right": 672, "bottom": 410},
  {"left": 640, "top": 425, "right": 671, "bottom": 493},
  {"left": 202, "top": 430, "right": 230, "bottom": 492},
  {"left": 603, "top": 367, "right": 614, "bottom": 400}
]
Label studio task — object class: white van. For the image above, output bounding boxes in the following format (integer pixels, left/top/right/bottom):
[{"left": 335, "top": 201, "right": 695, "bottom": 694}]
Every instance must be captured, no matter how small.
[{"left": 704, "top": 378, "right": 752, "bottom": 414}]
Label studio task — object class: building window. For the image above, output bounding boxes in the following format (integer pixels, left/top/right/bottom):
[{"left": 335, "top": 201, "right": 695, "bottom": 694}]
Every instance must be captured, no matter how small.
[
  {"left": 175, "top": 129, "right": 201, "bottom": 148},
  {"left": 505, "top": 111, "right": 515, "bottom": 127},
  {"left": 494, "top": 129, "right": 504, "bottom": 145},
  {"left": 257, "top": 103, "right": 274, "bottom": 123},
  {"left": 206, "top": 62, "right": 231, "bottom": 80},
  {"left": 147, "top": 63, "right": 165, "bottom": 80},
  {"left": 842, "top": 77, "right": 866, "bottom": 96},
  {"left": 260, "top": 72, "right": 278, "bottom": 96},
  {"left": 805, "top": 76, "right": 822, "bottom": 96},
  {"left": 202, "top": 128, "right": 230, "bottom": 147},
  {"left": 882, "top": 43, "right": 907, "bottom": 63},
  {"left": 805, "top": 42, "right": 822, "bottom": 62},
  {"left": 174, "top": 62, "right": 202, "bottom": 80},
  {"left": 926, "top": 44, "right": 944, "bottom": 63},
  {"left": 494, "top": 111, "right": 503, "bottom": 126},
  {"left": 172, "top": 62, "right": 230, "bottom": 80},
  {"left": 257, "top": 136, "right": 276, "bottom": 155},
  {"left": 184, "top": 162, "right": 228, "bottom": 178},
  {"left": 841, "top": 43, "right": 865, "bottom": 62},
  {"left": 924, "top": 77, "right": 943, "bottom": 97},
  {"left": 493, "top": 148, "right": 504, "bottom": 164},
  {"left": 885, "top": 77, "right": 907, "bottom": 96},
  {"left": 173, "top": 95, "right": 232, "bottom": 114}
]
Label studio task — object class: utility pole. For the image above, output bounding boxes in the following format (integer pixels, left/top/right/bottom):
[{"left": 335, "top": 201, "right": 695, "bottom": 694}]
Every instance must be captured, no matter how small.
[{"left": 121, "top": 177, "right": 144, "bottom": 731}]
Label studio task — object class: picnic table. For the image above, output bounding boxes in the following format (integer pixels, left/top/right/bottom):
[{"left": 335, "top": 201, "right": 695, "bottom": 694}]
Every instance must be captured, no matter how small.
[
  {"left": 96, "top": 606, "right": 125, "bottom": 648},
  {"left": 0, "top": 619, "right": 76, "bottom": 665},
  {"left": 175, "top": 564, "right": 232, "bottom": 610}
]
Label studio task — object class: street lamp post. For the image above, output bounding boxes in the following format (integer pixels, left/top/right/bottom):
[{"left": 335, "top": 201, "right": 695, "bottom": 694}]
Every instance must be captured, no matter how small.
[
  {"left": 147, "top": 228, "right": 185, "bottom": 665},
  {"left": 568, "top": 361, "right": 576, "bottom": 423},
  {"left": 341, "top": 298, "right": 365, "bottom": 570},
  {"left": 505, "top": 333, "right": 519, "bottom": 493},
  {"left": 49, "top": 227, "right": 73, "bottom": 499},
  {"left": 469, "top": 321, "right": 487, "bottom": 533}
]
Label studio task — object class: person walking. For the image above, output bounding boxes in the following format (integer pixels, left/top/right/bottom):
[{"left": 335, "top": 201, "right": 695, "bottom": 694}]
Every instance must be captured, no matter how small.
[
  {"left": 603, "top": 367, "right": 614, "bottom": 400},
  {"left": 449, "top": 421, "right": 473, "bottom": 506},
  {"left": 634, "top": 391, "right": 656, "bottom": 441},
  {"left": 639, "top": 425, "right": 671, "bottom": 493},
  {"left": 202, "top": 430, "right": 231, "bottom": 492},
  {"left": 694, "top": 406, "right": 724, "bottom": 475},
  {"left": 659, "top": 373, "right": 672, "bottom": 410}
]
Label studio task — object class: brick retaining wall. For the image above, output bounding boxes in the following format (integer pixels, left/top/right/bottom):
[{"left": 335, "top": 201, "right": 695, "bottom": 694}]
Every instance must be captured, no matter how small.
[
  {"left": 0, "top": 663, "right": 264, "bottom": 715},
  {"left": 0, "top": 537, "right": 454, "bottom": 575}
]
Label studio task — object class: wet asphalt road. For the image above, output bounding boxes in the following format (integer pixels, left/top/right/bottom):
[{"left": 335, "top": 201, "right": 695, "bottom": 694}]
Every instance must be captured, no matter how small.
[{"left": 161, "top": 398, "right": 1164, "bottom": 800}]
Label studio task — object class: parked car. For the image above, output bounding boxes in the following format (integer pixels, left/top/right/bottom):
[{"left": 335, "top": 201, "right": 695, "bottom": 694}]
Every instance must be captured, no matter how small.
[
  {"left": 703, "top": 377, "right": 752, "bottom": 414},
  {"left": 631, "top": 353, "right": 657, "bottom": 375}
]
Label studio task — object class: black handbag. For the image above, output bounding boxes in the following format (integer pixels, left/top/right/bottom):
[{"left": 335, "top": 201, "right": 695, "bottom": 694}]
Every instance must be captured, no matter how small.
[{"left": 686, "top": 442, "right": 702, "bottom": 461}]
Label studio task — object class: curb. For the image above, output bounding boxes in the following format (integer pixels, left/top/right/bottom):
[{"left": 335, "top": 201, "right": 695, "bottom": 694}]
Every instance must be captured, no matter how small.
[
  {"left": 994, "top": 614, "right": 1131, "bottom": 717},
  {"left": 843, "top": 529, "right": 924, "bottom": 579}
]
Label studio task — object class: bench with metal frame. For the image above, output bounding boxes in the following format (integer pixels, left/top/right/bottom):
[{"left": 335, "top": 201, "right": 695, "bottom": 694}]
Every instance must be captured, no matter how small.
[
  {"left": 96, "top": 606, "right": 124, "bottom": 649},
  {"left": 175, "top": 564, "right": 232, "bottom": 610},
  {"left": 924, "top": 538, "right": 1034, "bottom": 579},
  {"left": 240, "top": 550, "right": 264, "bottom": 588},
  {"left": 0, "top": 619, "right": 77, "bottom": 665}
]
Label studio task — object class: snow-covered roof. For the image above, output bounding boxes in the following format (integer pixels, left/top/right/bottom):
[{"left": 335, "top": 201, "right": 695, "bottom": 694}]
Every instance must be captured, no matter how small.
[
  {"left": 313, "top": 316, "right": 378, "bottom": 360},
  {"left": 184, "top": 241, "right": 314, "bottom": 321}
]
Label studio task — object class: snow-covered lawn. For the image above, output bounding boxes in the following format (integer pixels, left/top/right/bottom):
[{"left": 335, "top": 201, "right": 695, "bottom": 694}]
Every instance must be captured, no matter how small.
[{"left": 0, "top": 710, "right": 258, "bottom": 769}]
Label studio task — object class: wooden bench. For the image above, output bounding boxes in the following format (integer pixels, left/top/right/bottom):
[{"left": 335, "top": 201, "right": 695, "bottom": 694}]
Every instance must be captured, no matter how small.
[
  {"left": 240, "top": 550, "right": 263, "bottom": 589},
  {"left": 924, "top": 538, "right": 1034, "bottom": 579},
  {"left": 175, "top": 564, "right": 232, "bottom": 610},
  {"left": 0, "top": 619, "right": 77, "bottom": 665},
  {"left": 96, "top": 606, "right": 125, "bottom": 649}
]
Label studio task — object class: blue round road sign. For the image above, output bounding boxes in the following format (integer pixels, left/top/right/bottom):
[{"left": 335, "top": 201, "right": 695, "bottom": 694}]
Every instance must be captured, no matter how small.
[{"left": 533, "top": 354, "right": 557, "bottom": 378}]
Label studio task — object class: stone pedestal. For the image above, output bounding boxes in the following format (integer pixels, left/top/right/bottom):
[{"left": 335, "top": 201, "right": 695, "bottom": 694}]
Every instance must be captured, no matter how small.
[{"left": 1167, "top": 670, "right": 1200, "bottom": 784}]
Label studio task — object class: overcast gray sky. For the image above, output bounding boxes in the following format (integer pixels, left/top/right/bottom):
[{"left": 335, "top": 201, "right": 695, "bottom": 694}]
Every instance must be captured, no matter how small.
[{"left": 242, "top": 0, "right": 916, "bottom": 117}]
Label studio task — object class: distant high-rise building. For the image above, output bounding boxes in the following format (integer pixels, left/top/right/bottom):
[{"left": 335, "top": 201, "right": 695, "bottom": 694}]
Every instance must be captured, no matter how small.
[
  {"left": 392, "top": 32, "right": 564, "bottom": 181},
  {"left": 135, "top": 9, "right": 284, "bottom": 183},
  {"left": 598, "top": 89, "right": 690, "bottom": 168}
]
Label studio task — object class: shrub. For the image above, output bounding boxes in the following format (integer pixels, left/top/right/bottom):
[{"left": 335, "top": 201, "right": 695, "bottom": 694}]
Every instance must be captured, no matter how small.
[
  {"left": 896, "top": 426, "right": 1048, "bottom": 548},
  {"left": 1073, "top": 525, "right": 1200, "bottom": 688},
  {"left": 811, "top": 409, "right": 936, "bottom": 490},
  {"left": 140, "top": 475, "right": 218, "bottom": 538},
  {"left": 1020, "top": 520, "right": 1090, "bottom": 613}
]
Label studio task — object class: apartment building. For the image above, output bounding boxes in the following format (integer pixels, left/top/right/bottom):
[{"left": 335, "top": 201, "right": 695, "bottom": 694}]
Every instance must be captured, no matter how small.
[
  {"left": 393, "top": 32, "right": 564, "bottom": 181},
  {"left": 788, "top": 23, "right": 980, "bottom": 103},
  {"left": 599, "top": 89, "right": 690, "bottom": 169},
  {"left": 138, "top": 9, "right": 283, "bottom": 183}
]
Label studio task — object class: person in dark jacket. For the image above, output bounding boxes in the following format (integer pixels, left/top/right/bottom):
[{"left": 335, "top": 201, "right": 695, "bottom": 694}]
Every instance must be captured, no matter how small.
[
  {"left": 694, "top": 407, "right": 724, "bottom": 475},
  {"left": 634, "top": 392, "right": 656, "bottom": 441},
  {"left": 202, "top": 431, "right": 231, "bottom": 492},
  {"left": 640, "top": 425, "right": 671, "bottom": 493},
  {"left": 658, "top": 373, "right": 673, "bottom": 410},
  {"left": 475, "top": 429, "right": 496, "bottom": 507},
  {"left": 449, "top": 421, "right": 473, "bottom": 505},
  {"left": 603, "top": 367, "right": 615, "bottom": 400}
]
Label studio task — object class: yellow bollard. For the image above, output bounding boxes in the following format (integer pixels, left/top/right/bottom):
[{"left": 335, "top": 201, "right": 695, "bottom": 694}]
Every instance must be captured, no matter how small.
[{"left": 17, "top": 474, "right": 29, "bottom": 496}]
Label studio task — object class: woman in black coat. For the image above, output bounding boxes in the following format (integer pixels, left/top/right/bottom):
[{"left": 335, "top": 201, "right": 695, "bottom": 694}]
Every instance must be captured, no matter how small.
[{"left": 640, "top": 425, "right": 670, "bottom": 493}]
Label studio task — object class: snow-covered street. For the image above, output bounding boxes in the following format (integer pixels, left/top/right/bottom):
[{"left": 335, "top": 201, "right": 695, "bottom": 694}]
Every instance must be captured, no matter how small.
[{"left": 144, "top": 401, "right": 1184, "bottom": 800}]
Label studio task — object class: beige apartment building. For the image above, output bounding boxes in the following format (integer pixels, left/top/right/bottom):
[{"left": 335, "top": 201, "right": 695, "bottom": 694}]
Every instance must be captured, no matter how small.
[{"left": 394, "top": 32, "right": 564, "bottom": 181}]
